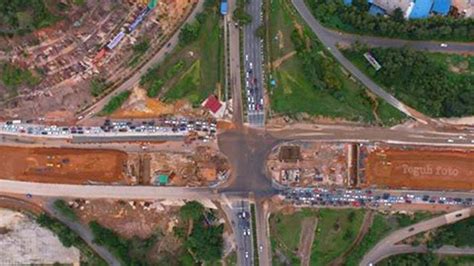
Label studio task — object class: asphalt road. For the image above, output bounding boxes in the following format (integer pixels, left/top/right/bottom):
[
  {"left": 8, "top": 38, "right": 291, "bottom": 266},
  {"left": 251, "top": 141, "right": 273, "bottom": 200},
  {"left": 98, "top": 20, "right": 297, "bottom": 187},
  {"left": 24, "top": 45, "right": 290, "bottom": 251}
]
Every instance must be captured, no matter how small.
[
  {"left": 230, "top": 200, "right": 253, "bottom": 266},
  {"left": 78, "top": 0, "right": 205, "bottom": 121},
  {"left": 71, "top": 134, "right": 184, "bottom": 143},
  {"left": 244, "top": 0, "right": 265, "bottom": 127},
  {"left": 217, "top": 128, "right": 278, "bottom": 195},
  {"left": 291, "top": 0, "right": 430, "bottom": 124},
  {"left": 0, "top": 179, "right": 217, "bottom": 200},
  {"left": 331, "top": 30, "right": 474, "bottom": 54},
  {"left": 228, "top": 0, "right": 244, "bottom": 127},
  {"left": 365, "top": 244, "right": 474, "bottom": 265},
  {"left": 361, "top": 207, "right": 473, "bottom": 265}
]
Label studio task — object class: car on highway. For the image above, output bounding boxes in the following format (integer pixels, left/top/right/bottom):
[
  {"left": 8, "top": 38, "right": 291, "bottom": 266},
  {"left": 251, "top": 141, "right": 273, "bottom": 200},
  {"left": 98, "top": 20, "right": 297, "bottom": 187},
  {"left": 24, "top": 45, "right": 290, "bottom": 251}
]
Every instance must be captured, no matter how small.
[{"left": 440, "top": 43, "right": 448, "bottom": 47}]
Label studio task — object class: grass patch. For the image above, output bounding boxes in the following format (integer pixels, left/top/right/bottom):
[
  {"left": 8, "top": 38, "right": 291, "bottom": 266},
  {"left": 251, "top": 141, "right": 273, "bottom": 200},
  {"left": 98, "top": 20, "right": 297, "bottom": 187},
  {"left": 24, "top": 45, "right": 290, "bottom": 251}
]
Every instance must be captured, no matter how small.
[
  {"left": 345, "top": 213, "right": 391, "bottom": 266},
  {"left": 224, "top": 251, "right": 237, "bottom": 266},
  {"left": 250, "top": 204, "right": 259, "bottom": 266},
  {"left": 266, "top": 0, "right": 404, "bottom": 125},
  {"left": 164, "top": 60, "right": 201, "bottom": 104},
  {"left": 270, "top": 208, "right": 365, "bottom": 266},
  {"left": 141, "top": 1, "right": 224, "bottom": 104},
  {"left": 53, "top": 199, "right": 77, "bottom": 221},
  {"left": 101, "top": 91, "right": 131, "bottom": 115},
  {"left": 311, "top": 209, "right": 365, "bottom": 266}
]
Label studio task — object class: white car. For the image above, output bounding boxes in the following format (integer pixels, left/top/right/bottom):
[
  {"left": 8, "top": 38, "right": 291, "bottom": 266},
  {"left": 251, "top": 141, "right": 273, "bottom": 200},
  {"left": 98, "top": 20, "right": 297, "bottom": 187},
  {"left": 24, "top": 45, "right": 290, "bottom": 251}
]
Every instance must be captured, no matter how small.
[
  {"left": 245, "top": 54, "right": 249, "bottom": 61},
  {"left": 447, "top": 139, "right": 454, "bottom": 143},
  {"left": 440, "top": 43, "right": 448, "bottom": 47},
  {"left": 249, "top": 62, "right": 253, "bottom": 69},
  {"left": 245, "top": 251, "right": 249, "bottom": 259}
]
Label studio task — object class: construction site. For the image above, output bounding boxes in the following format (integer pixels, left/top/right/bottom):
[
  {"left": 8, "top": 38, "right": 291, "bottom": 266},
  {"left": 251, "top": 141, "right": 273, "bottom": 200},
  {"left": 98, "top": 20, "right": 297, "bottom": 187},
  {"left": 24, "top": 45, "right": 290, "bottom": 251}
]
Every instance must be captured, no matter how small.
[
  {"left": 0, "top": 0, "right": 197, "bottom": 120},
  {"left": 0, "top": 146, "right": 129, "bottom": 184},
  {"left": 128, "top": 146, "right": 230, "bottom": 186},
  {"left": 360, "top": 145, "right": 474, "bottom": 191},
  {"left": 0, "top": 144, "right": 229, "bottom": 187},
  {"left": 267, "top": 142, "right": 351, "bottom": 187}
]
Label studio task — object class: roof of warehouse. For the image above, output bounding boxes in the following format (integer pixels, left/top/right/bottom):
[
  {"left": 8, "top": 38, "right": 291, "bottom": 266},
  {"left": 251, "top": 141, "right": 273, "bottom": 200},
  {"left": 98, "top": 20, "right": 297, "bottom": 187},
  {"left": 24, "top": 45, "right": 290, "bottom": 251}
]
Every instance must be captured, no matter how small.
[
  {"left": 432, "top": 0, "right": 451, "bottom": 14},
  {"left": 410, "top": 0, "right": 434, "bottom": 18}
]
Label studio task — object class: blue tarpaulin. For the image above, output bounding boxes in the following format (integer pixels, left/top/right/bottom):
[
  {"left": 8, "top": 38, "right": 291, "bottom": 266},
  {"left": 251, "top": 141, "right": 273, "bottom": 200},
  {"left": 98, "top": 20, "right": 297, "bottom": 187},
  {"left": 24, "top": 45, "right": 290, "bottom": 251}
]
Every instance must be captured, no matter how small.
[
  {"left": 409, "top": 0, "right": 434, "bottom": 19},
  {"left": 432, "top": 0, "right": 451, "bottom": 15}
]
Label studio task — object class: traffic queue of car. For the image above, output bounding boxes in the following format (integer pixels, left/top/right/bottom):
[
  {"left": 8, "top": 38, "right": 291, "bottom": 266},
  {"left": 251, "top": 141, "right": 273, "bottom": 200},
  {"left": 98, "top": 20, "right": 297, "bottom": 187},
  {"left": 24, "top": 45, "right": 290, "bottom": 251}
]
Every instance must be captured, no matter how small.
[
  {"left": 282, "top": 188, "right": 473, "bottom": 208},
  {"left": 245, "top": 56, "right": 263, "bottom": 113},
  {"left": 0, "top": 117, "right": 217, "bottom": 139}
]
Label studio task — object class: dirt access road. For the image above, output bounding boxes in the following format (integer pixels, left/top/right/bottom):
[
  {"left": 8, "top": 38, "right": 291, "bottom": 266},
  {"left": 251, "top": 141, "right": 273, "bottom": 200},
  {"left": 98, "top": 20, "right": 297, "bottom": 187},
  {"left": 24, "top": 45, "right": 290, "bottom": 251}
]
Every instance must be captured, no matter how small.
[
  {"left": 0, "top": 146, "right": 128, "bottom": 184},
  {"left": 298, "top": 217, "right": 317, "bottom": 266}
]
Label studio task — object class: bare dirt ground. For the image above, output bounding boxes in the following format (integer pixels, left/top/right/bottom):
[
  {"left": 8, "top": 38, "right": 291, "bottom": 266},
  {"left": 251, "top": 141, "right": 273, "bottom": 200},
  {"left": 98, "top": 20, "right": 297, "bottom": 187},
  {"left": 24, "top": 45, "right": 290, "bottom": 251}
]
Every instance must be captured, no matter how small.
[
  {"left": 0, "top": 208, "right": 80, "bottom": 265},
  {"left": 0, "top": 146, "right": 129, "bottom": 184},
  {"left": 387, "top": 203, "right": 464, "bottom": 213},
  {"left": 298, "top": 217, "right": 317, "bottom": 266},
  {"left": 72, "top": 199, "right": 181, "bottom": 240},
  {"left": 365, "top": 146, "right": 474, "bottom": 190},
  {"left": 272, "top": 51, "right": 296, "bottom": 69},
  {"left": 111, "top": 87, "right": 205, "bottom": 119}
]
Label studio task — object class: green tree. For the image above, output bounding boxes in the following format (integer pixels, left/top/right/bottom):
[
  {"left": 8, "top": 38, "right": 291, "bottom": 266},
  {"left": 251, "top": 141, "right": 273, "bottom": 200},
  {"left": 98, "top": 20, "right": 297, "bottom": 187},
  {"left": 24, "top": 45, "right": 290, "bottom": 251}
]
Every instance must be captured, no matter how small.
[
  {"left": 392, "top": 8, "right": 404, "bottom": 23},
  {"left": 36, "top": 214, "right": 80, "bottom": 248},
  {"left": 180, "top": 201, "right": 205, "bottom": 221},
  {"left": 179, "top": 23, "right": 200, "bottom": 46}
]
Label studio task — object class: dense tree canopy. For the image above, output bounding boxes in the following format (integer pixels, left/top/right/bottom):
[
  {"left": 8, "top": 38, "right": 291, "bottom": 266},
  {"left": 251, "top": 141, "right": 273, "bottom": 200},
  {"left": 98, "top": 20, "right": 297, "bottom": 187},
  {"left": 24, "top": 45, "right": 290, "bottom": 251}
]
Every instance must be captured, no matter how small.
[
  {"left": 176, "top": 201, "right": 224, "bottom": 263},
  {"left": 344, "top": 47, "right": 474, "bottom": 117},
  {"left": 306, "top": 0, "right": 474, "bottom": 41},
  {"left": 0, "top": 0, "right": 59, "bottom": 35}
]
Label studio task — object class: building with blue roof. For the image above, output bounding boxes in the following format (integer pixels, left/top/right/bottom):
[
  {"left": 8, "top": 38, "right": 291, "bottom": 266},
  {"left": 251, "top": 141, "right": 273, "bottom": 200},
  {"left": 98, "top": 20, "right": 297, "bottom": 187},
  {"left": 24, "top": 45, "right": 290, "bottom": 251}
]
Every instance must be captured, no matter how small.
[
  {"left": 409, "top": 0, "right": 434, "bottom": 19},
  {"left": 344, "top": 0, "right": 451, "bottom": 19},
  {"left": 432, "top": 0, "right": 451, "bottom": 15}
]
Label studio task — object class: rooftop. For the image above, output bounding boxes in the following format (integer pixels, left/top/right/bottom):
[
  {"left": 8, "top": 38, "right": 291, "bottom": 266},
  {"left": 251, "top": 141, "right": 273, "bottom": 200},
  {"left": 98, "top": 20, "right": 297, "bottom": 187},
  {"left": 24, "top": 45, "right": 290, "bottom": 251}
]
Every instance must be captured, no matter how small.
[
  {"left": 410, "top": 0, "right": 434, "bottom": 19},
  {"left": 372, "top": 0, "right": 414, "bottom": 14}
]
